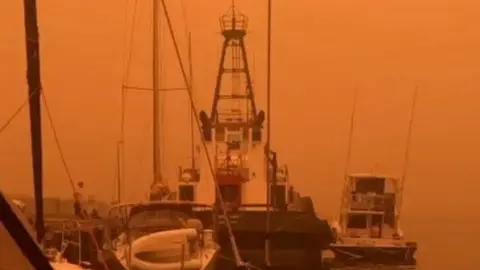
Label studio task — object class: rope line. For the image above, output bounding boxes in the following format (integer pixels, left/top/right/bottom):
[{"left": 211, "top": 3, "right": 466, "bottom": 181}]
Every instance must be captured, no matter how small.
[
  {"left": 0, "top": 90, "right": 37, "bottom": 136},
  {"left": 113, "top": 0, "right": 139, "bottom": 202},
  {"left": 41, "top": 90, "right": 110, "bottom": 270}
]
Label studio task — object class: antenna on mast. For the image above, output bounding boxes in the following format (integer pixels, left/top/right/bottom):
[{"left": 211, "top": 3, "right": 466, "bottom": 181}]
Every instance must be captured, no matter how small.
[
  {"left": 344, "top": 87, "right": 358, "bottom": 179},
  {"left": 339, "top": 87, "right": 359, "bottom": 222}
]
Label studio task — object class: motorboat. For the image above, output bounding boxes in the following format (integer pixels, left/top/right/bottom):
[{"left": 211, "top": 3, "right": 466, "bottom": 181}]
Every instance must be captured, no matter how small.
[{"left": 329, "top": 174, "right": 417, "bottom": 266}]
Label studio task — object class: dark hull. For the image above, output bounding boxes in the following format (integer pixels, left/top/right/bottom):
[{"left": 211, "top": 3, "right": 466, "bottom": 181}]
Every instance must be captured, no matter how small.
[
  {"left": 213, "top": 209, "right": 334, "bottom": 269},
  {"left": 329, "top": 243, "right": 417, "bottom": 266}
]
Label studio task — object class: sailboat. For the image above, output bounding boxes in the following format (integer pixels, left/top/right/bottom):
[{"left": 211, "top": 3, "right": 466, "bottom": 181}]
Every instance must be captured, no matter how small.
[
  {"left": 105, "top": 1, "right": 220, "bottom": 269},
  {"left": 328, "top": 89, "right": 418, "bottom": 266}
]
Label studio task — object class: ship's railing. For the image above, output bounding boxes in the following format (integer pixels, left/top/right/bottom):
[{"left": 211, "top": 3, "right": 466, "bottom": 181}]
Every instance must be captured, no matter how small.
[
  {"left": 43, "top": 218, "right": 105, "bottom": 267},
  {"left": 347, "top": 193, "right": 387, "bottom": 211}
]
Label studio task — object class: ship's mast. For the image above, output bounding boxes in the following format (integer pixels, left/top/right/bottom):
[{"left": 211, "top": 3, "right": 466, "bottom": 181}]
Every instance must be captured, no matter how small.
[
  {"left": 22, "top": 0, "right": 45, "bottom": 242},
  {"left": 207, "top": 2, "right": 258, "bottom": 124},
  {"left": 152, "top": 0, "right": 163, "bottom": 187},
  {"left": 158, "top": 0, "right": 246, "bottom": 265},
  {"left": 188, "top": 33, "right": 195, "bottom": 170},
  {"left": 265, "top": 0, "right": 273, "bottom": 266}
]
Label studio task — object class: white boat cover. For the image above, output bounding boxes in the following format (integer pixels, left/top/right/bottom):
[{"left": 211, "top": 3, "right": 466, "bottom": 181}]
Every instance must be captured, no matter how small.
[{"left": 130, "top": 228, "right": 203, "bottom": 270}]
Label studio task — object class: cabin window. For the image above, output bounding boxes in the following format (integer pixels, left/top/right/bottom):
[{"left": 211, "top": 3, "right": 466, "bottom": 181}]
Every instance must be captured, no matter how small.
[
  {"left": 270, "top": 184, "right": 286, "bottom": 209},
  {"left": 355, "top": 178, "right": 385, "bottom": 194},
  {"left": 347, "top": 214, "right": 367, "bottom": 229},
  {"left": 252, "top": 127, "right": 261, "bottom": 142},
  {"left": 227, "top": 132, "right": 242, "bottom": 150},
  {"left": 179, "top": 185, "right": 194, "bottom": 201},
  {"left": 216, "top": 127, "right": 225, "bottom": 142},
  {"left": 217, "top": 185, "right": 241, "bottom": 206}
]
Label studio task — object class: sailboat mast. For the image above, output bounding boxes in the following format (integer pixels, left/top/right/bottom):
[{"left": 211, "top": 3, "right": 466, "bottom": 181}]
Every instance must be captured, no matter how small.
[
  {"left": 152, "top": 0, "right": 162, "bottom": 185},
  {"left": 188, "top": 33, "right": 195, "bottom": 170},
  {"left": 22, "top": 0, "right": 45, "bottom": 243},
  {"left": 265, "top": 0, "right": 272, "bottom": 266}
]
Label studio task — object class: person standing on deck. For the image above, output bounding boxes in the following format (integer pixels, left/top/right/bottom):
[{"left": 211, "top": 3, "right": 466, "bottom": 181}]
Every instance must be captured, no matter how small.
[{"left": 73, "top": 181, "right": 89, "bottom": 219}]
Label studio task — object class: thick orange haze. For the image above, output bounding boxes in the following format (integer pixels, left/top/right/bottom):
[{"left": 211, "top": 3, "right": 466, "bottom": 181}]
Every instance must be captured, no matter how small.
[{"left": 1, "top": 0, "right": 480, "bottom": 226}]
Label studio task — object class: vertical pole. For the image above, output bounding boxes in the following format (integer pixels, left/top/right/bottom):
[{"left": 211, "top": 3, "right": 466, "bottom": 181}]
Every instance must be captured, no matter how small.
[
  {"left": 265, "top": 0, "right": 272, "bottom": 267},
  {"left": 152, "top": 0, "right": 162, "bottom": 186},
  {"left": 188, "top": 33, "right": 195, "bottom": 171},
  {"left": 22, "top": 0, "right": 45, "bottom": 243},
  {"left": 116, "top": 141, "right": 122, "bottom": 202},
  {"left": 339, "top": 87, "right": 358, "bottom": 220},
  {"left": 398, "top": 87, "right": 419, "bottom": 221}
]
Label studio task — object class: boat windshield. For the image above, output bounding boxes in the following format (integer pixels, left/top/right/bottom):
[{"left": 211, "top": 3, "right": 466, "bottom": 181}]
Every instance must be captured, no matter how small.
[{"left": 127, "top": 209, "right": 188, "bottom": 239}]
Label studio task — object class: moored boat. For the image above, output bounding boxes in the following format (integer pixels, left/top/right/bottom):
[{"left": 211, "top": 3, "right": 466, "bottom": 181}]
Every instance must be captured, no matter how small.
[
  {"left": 175, "top": 3, "right": 334, "bottom": 269},
  {"left": 329, "top": 174, "right": 417, "bottom": 266},
  {"left": 106, "top": 201, "right": 219, "bottom": 270}
]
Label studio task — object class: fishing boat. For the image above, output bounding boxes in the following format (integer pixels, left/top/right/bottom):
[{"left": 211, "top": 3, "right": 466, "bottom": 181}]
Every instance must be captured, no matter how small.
[
  {"left": 326, "top": 88, "right": 419, "bottom": 267},
  {"left": 106, "top": 201, "right": 218, "bottom": 270},
  {"left": 176, "top": 3, "right": 334, "bottom": 269},
  {"left": 329, "top": 174, "right": 417, "bottom": 266}
]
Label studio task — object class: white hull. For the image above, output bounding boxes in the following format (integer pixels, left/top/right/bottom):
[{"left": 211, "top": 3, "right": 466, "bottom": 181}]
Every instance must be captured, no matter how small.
[
  {"left": 116, "top": 228, "right": 218, "bottom": 270},
  {"left": 50, "top": 262, "right": 85, "bottom": 270}
]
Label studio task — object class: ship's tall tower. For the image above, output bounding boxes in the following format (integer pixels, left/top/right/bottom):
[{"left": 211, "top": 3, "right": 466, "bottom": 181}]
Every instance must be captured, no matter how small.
[{"left": 194, "top": 4, "right": 267, "bottom": 206}]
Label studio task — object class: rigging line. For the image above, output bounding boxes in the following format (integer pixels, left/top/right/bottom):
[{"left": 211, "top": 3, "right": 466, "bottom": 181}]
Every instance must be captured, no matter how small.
[
  {"left": 180, "top": 0, "right": 190, "bottom": 43},
  {"left": 122, "top": 0, "right": 139, "bottom": 88},
  {"left": 398, "top": 86, "right": 419, "bottom": 212},
  {"left": 0, "top": 90, "right": 37, "bottom": 136},
  {"left": 159, "top": 0, "right": 244, "bottom": 267},
  {"left": 339, "top": 87, "right": 359, "bottom": 216},
  {"left": 40, "top": 90, "right": 110, "bottom": 270},
  {"left": 116, "top": 0, "right": 139, "bottom": 202},
  {"left": 41, "top": 91, "right": 74, "bottom": 188}
]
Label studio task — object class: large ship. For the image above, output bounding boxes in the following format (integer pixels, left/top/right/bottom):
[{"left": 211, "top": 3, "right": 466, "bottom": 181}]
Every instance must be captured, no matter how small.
[{"left": 176, "top": 4, "right": 333, "bottom": 269}]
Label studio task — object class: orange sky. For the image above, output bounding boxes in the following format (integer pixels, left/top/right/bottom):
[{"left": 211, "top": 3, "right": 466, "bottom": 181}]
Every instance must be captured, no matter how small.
[{"left": 1, "top": 0, "right": 480, "bottom": 219}]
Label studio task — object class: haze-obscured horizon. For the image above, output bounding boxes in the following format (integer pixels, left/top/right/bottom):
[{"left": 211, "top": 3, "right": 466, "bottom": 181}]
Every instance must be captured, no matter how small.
[{"left": 1, "top": 0, "right": 480, "bottom": 222}]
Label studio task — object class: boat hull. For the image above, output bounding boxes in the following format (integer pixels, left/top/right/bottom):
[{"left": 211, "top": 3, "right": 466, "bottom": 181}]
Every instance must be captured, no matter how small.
[
  {"left": 213, "top": 209, "right": 333, "bottom": 269},
  {"left": 329, "top": 242, "right": 417, "bottom": 266}
]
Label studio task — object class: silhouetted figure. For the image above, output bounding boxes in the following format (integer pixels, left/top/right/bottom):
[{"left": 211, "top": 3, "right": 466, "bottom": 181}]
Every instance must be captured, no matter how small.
[{"left": 73, "top": 181, "right": 89, "bottom": 219}]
